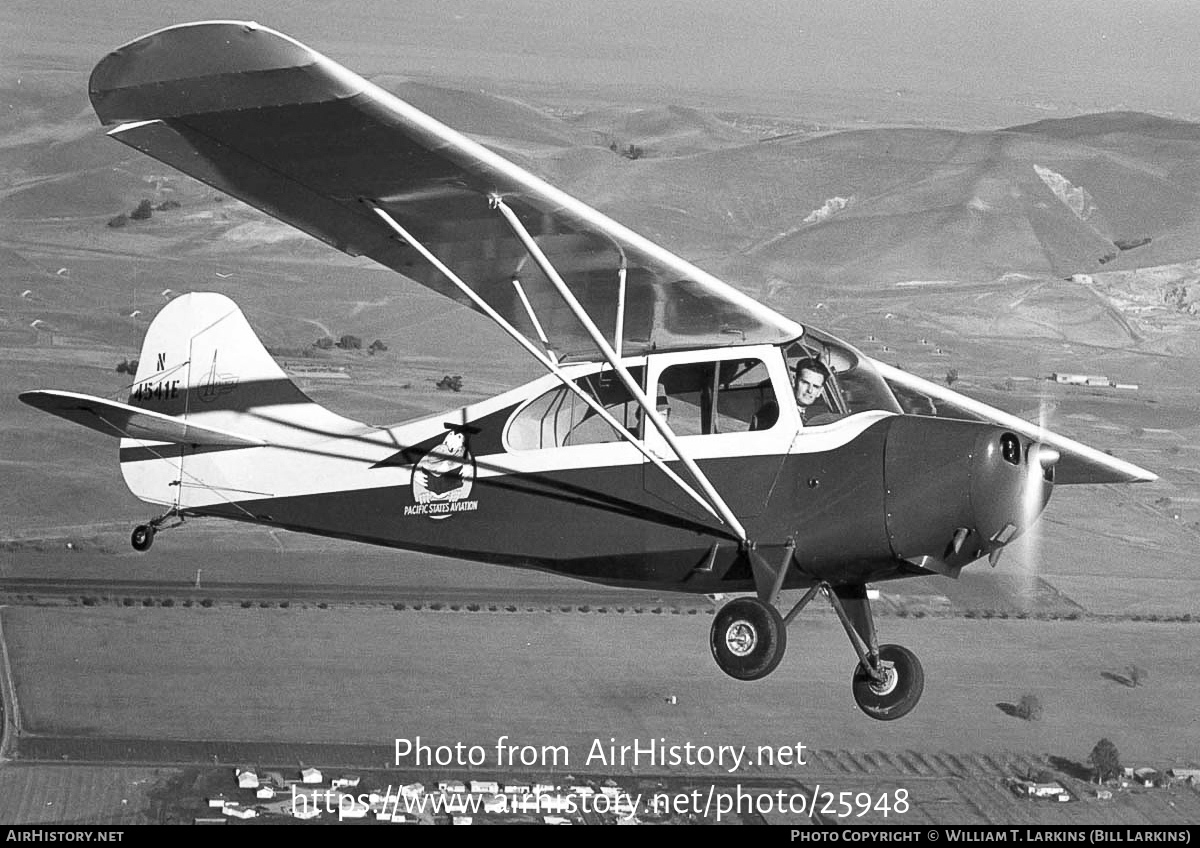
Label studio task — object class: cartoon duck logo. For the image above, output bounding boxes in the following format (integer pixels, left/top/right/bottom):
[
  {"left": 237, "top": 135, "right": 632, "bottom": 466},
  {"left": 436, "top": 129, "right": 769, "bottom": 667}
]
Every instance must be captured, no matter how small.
[{"left": 409, "top": 428, "right": 477, "bottom": 520}]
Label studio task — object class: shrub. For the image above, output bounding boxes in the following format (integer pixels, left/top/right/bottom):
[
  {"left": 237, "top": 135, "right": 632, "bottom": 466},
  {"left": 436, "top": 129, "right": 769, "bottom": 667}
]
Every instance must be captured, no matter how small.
[
  {"left": 1014, "top": 694, "right": 1043, "bottom": 721},
  {"left": 107, "top": 213, "right": 128, "bottom": 228},
  {"left": 337, "top": 334, "right": 362, "bottom": 350},
  {"left": 130, "top": 199, "right": 154, "bottom": 221}
]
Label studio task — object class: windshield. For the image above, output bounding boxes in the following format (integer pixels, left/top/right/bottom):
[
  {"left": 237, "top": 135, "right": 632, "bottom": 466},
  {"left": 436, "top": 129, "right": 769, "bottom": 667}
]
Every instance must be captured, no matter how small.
[{"left": 786, "top": 327, "right": 902, "bottom": 417}]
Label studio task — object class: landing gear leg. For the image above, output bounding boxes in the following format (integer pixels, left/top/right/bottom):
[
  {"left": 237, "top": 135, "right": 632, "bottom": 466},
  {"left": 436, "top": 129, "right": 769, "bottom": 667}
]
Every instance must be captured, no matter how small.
[
  {"left": 828, "top": 585, "right": 924, "bottom": 721},
  {"left": 130, "top": 508, "right": 185, "bottom": 553}
]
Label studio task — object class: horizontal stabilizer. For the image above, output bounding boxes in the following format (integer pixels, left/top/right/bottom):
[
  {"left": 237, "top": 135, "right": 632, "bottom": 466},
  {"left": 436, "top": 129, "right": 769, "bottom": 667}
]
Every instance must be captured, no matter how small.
[
  {"left": 870, "top": 360, "right": 1157, "bottom": 485},
  {"left": 19, "top": 390, "right": 265, "bottom": 447}
]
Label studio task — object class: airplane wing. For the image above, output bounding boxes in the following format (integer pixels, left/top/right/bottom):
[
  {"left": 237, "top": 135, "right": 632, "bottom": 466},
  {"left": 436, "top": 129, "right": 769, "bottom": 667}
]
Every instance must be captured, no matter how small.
[
  {"left": 19, "top": 390, "right": 265, "bottom": 447},
  {"left": 88, "top": 21, "right": 801, "bottom": 362},
  {"left": 870, "top": 360, "right": 1157, "bottom": 485}
]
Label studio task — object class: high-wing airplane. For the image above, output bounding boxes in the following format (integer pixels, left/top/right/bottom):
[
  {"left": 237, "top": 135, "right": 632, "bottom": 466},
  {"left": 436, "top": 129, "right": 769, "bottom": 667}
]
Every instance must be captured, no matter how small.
[{"left": 20, "top": 22, "right": 1156, "bottom": 721}]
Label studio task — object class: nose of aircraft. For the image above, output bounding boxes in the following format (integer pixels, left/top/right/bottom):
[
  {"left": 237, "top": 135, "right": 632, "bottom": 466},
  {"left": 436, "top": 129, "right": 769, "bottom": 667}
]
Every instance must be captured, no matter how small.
[{"left": 883, "top": 416, "right": 1057, "bottom": 576}]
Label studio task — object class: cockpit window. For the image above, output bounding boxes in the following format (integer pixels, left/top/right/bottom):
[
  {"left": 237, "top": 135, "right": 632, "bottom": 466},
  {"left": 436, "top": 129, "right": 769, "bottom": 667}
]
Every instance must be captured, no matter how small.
[
  {"left": 507, "top": 367, "right": 644, "bottom": 450},
  {"left": 786, "top": 331, "right": 902, "bottom": 419}
]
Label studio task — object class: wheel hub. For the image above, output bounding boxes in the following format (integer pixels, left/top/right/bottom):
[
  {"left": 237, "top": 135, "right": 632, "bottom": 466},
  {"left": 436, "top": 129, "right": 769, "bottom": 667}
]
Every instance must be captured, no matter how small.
[
  {"left": 724, "top": 621, "right": 759, "bottom": 657},
  {"left": 866, "top": 660, "right": 898, "bottom": 696}
]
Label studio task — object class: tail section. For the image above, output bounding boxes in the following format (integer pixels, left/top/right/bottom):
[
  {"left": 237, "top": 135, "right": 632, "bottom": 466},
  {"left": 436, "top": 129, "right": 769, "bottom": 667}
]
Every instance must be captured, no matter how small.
[{"left": 120, "top": 292, "right": 365, "bottom": 508}]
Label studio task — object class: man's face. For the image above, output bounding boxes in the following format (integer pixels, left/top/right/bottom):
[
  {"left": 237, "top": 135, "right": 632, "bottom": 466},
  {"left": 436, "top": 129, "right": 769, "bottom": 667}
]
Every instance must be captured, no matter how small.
[{"left": 794, "top": 367, "right": 825, "bottom": 407}]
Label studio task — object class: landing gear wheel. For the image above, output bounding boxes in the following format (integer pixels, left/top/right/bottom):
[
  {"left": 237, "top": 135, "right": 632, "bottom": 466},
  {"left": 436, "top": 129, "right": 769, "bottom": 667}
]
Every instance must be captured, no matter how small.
[
  {"left": 851, "top": 644, "right": 924, "bottom": 721},
  {"left": 131, "top": 524, "right": 155, "bottom": 552},
  {"left": 710, "top": 598, "right": 787, "bottom": 681}
]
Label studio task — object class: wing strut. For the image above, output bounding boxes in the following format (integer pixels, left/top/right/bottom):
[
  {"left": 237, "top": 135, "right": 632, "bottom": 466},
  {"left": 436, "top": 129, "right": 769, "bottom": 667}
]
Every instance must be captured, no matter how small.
[
  {"left": 490, "top": 196, "right": 749, "bottom": 543},
  {"left": 366, "top": 203, "right": 730, "bottom": 530}
]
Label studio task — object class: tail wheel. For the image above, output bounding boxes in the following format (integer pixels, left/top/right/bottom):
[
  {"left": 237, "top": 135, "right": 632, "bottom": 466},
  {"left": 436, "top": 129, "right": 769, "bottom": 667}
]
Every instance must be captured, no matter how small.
[
  {"left": 851, "top": 644, "right": 924, "bottom": 721},
  {"left": 131, "top": 524, "right": 155, "bottom": 552},
  {"left": 710, "top": 598, "right": 787, "bottom": 681}
]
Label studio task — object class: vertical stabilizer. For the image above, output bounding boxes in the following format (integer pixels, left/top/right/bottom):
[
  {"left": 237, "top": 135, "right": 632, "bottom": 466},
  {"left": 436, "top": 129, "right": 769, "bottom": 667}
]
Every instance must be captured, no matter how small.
[{"left": 121, "top": 292, "right": 364, "bottom": 507}]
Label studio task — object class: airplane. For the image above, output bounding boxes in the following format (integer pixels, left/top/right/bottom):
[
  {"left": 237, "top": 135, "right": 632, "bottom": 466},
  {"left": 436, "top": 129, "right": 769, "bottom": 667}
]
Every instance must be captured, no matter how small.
[{"left": 19, "top": 21, "right": 1156, "bottom": 721}]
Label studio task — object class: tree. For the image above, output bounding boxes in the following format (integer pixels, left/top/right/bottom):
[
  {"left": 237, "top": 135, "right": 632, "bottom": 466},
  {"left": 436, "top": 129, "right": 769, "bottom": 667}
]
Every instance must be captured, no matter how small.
[
  {"left": 1088, "top": 738, "right": 1121, "bottom": 783},
  {"left": 945, "top": 368, "right": 959, "bottom": 387},
  {"left": 130, "top": 199, "right": 154, "bottom": 221},
  {"left": 337, "top": 334, "right": 362, "bottom": 350},
  {"left": 1125, "top": 664, "right": 1147, "bottom": 687}
]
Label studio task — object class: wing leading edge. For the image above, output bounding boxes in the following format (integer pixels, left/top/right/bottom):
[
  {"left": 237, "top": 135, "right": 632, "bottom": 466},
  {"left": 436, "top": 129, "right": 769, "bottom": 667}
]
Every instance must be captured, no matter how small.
[{"left": 89, "top": 21, "right": 801, "bottom": 362}]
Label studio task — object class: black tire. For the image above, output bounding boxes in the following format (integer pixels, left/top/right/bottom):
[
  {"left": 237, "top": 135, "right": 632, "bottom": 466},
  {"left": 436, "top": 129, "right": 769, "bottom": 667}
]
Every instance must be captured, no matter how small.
[
  {"left": 710, "top": 597, "right": 787, "bottom": 681},
  {"left": 851, "top": 644, "right": 924, "bottom": 721},
  {"left": 131, "top": 525, "right": 154, "bottom": 552}
]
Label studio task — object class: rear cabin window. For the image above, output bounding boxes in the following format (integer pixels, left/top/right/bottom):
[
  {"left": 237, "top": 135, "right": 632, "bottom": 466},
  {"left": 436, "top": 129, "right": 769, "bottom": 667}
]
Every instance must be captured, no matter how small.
[
  {"left": 656, "top": 359, "right": 778, "bottom": 436},
  {"left": 507, "top": 368, "right": 644, "bottom": 450}
]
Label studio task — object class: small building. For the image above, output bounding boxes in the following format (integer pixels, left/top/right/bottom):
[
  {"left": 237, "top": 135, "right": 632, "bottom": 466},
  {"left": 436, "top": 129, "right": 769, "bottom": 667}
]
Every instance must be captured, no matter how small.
[
  {"left": 1052, "top": 373, "right": 1106, "bottom": 386},
  {"left": 332, "top": 775, "right": 361, "bottom": 789},
  {"left": 292, "top": 806, "right": 321, "bottom": 821},
  {"left": 255, "top": 786, "right": 276, "bottom": 800},
  {"left": 235, "top": 769, "right": 259, "bottom": 790},
  {"left": 1134, "top": 767, "right": 1158, "bottom": 787},
  {"left": 207, "top": 797, "right": 228, "bottom": 809},
  {"left": 469, "top": 780, "right": 499, "bottom": 795},
  {"left": 1170, "top": 768, "right": 1200, "bottom": 784},
  {"left": 451, "top": 816, "right": 473, "bottom": 826},
  {"left": 400, "top": 783, "right": 425, "bottom": 799},
  {"left": 301, "top": 767, "right": 323, "bottom": 785},
  {"left": 1031, "top": 782, "right": 1066, "bottom": 798},
  {"left": 222, "top": 806, "right": 257, "bottom": 820},
  {"left": 439, "top": 780, "right": 466, "bottom": 794},
  {"left": 504, "top": 783, "right": 531, "bottom": 795},
  {"left": 544, "top": 815, "right": 572, "bottom": 825}
]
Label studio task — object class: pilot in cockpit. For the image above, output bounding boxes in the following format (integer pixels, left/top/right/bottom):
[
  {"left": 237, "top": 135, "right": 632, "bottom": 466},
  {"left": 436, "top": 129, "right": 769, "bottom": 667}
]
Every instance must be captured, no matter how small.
[{"left": 792, "top": 358, "right": 831, "bottom": 425}]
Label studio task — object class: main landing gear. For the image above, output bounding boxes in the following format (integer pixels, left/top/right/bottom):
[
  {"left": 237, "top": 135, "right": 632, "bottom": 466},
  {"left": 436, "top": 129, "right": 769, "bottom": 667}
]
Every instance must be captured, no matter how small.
[
  {"left": 130, "top": 508, "right": 185, "bottom": 552},
  {"left": 708, "top": 543, "right": 924, "bottom": 721}
]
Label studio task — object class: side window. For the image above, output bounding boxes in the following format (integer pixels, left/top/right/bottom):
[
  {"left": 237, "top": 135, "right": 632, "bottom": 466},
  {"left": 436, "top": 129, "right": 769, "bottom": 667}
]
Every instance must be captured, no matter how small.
[
  {"left": 507, "top": 368, "right": 643, "bottom": 450},
  {"left": 657, "top": 359, "right": 777, "bottom": 435}
]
